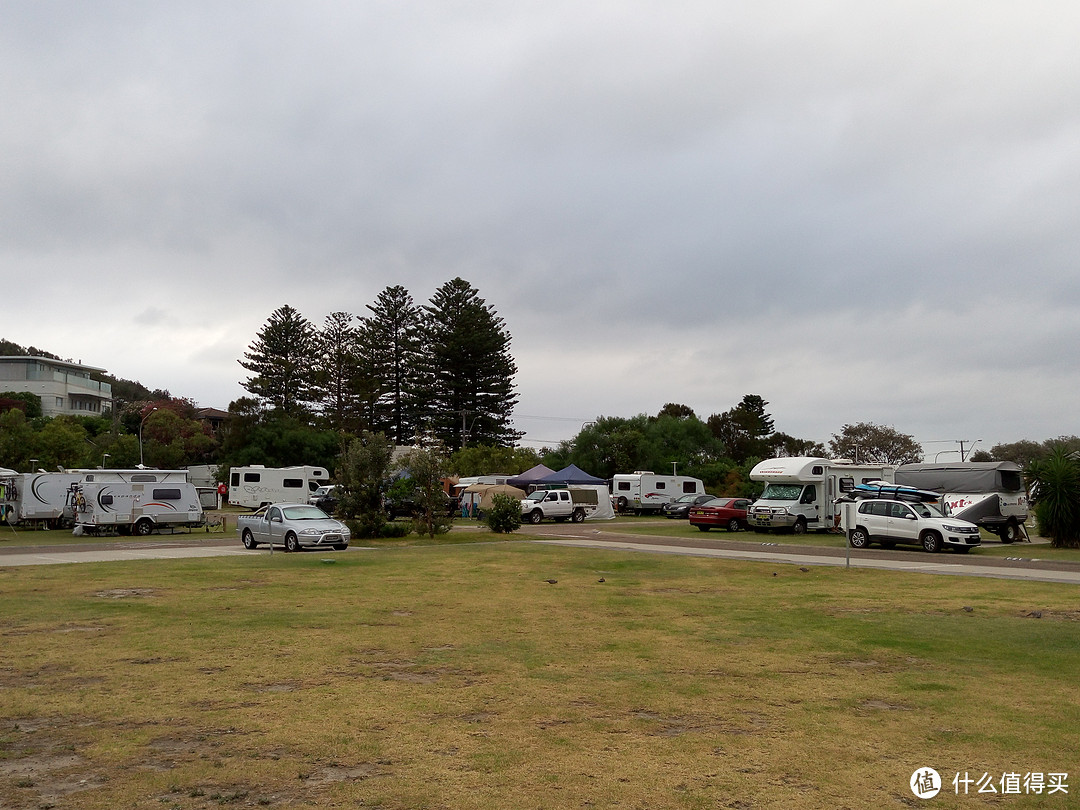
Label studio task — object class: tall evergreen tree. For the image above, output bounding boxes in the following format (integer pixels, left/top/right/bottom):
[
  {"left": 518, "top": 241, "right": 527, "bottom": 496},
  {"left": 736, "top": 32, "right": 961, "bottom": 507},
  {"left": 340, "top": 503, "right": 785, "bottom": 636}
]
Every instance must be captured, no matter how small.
[
  {"left": 420, "top": 278, "right": 521, "bottom": 451},
  {"left": 362, "top": 286, "right": 423, "bottom": 445},
  {"left": 312, "top": 311, "right": 370, "bottom": 434},
  {"left": 238, "top": 304, "right": 316, "bottom": 418},
  {"left": 707, "top": 394, "right": 776, "bottom": 463}
]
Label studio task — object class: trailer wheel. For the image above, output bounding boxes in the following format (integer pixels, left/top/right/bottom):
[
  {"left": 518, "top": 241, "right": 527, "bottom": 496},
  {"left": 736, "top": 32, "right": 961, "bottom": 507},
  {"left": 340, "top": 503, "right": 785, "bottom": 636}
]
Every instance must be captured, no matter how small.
[
  {"left": 241, "top": 529, "right": 258, "bottom": 550},
  {"left": 134, "top": 519, "right": 154, "bottom": 537},
  {"left": 791, "top": 518, "right": 808, "bottom": 535},
  {"left": 284, "top": 532, "right": 300, "bottom": 553},
  {"left": 727, "top": 518, "right": 741, "bottom": 533},
  {"left": 617, "top": 497, "right": 628, "bottom": 512},
  {"left": 529, "top": 510, "right": 544, "bottom": 524},
  {"left": 1000, "top": 519, "right": 1020, "bottom": 544},
  {"left": 571, "top": 508, "right": 585, "bottom": 523}
]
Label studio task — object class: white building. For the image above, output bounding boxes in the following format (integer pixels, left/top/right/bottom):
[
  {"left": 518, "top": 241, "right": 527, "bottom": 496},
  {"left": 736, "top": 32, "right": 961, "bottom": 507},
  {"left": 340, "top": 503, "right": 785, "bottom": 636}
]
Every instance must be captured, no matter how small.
[{"left": 0, "top": 356, "right": 113, "bottom": 417}]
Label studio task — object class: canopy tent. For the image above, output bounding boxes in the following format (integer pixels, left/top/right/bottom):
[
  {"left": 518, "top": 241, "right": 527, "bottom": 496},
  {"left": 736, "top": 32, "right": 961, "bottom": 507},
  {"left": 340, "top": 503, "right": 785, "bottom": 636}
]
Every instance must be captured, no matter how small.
[
  {"left": 460, "top": 483, "right": 525, "bottom": 512},
  {"left": 537, "top": 464, "right": 607, "bottom": 486},
  {"left": 505, "top": 464, "right": 556, "bottom": 491}
]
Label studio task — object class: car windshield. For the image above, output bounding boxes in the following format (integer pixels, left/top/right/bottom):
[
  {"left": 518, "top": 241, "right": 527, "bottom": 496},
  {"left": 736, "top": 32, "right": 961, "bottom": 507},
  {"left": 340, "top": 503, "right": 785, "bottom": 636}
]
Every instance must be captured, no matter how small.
[
  {"left": 525, "top": 490, "right": 547, "bottom": 502},
  {"left": 761, "top": 484, "right": 803, "bottom": 500},
  {"left": 675, "top": 495, "right": 696, "bottom": 503},
  {"left": 911, "top": 502, "right": 944, "bottom": 518},
  {"left": 282, "top": 505, "right": 330, "bottom": 520}
]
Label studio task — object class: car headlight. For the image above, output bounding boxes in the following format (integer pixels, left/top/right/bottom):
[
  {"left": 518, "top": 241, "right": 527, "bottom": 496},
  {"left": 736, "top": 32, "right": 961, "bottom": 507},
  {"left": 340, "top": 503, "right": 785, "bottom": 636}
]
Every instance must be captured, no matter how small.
[
  {"left": 943, "top": 524, "right": 974, "bottom": 533},
  {"left": 299, "top": 528, "right": 322, "bottom": 536}
]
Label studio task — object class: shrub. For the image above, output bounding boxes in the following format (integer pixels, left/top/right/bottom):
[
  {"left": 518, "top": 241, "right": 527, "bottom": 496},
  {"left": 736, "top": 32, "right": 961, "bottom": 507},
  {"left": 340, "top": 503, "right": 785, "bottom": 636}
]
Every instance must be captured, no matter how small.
[
  {"left": 1025, "top": 446, "right": 1080, "bottom": 548},
  {"left": 485, "top": 493, "right": 523, "bottom": 534}
]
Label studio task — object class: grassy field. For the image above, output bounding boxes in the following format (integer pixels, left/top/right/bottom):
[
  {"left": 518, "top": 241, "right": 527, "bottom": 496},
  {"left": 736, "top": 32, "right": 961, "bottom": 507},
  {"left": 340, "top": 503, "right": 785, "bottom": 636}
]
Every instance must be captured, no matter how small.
[{"left": 1, "top": 539, "right": 1078, "bottom": 809}]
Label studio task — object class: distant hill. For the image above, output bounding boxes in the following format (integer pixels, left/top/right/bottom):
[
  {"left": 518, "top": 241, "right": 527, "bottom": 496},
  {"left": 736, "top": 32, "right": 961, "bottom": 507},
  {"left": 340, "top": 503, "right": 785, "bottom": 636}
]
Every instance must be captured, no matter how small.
[{"left": 0, "top": 338, "right": 171, "bottom": 404}]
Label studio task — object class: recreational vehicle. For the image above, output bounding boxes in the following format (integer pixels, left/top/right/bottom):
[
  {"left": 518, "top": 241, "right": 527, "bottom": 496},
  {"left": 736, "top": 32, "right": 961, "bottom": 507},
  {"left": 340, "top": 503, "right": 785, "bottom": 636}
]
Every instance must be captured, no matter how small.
[
  {"left": 895, "top": 461, "right": 1029, "bottom": 542},
  {"left": 73, "top": 479, "right": 204, "bottom": 535},
  {"left": 748, "top": 457, "right": 896, "bottom": 534},
  {"left": 7, "top": 472, "right": 84, "bottom": 527},
  {"left": 228, "top": 465, "right": 330, "bottom": 509},
  {"left": 610, "top": 471, "right": 706, "bottom": 514}
]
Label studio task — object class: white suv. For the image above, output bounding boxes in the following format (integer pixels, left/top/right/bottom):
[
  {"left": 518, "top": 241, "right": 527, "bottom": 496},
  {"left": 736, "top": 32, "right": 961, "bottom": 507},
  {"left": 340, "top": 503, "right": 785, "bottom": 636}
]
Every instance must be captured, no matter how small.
[{"left": 847, "top": 498, "right": 981, "bottom": 553}]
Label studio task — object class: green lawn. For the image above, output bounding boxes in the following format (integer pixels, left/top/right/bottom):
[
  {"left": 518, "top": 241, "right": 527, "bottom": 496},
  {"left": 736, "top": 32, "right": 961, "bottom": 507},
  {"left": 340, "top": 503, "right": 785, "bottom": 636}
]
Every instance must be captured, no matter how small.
[{"left": 1, "top": 540, "right": 1077, "bottom": 809}]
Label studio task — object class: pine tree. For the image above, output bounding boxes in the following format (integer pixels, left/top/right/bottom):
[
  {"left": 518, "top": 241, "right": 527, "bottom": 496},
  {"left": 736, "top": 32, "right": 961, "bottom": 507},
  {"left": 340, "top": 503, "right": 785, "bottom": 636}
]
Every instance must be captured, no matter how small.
[
  {"left": 362, "top": 286, "right": 423, "bottom": 445},
  {"left": 420, "top": 278, "right": 521, "bottom": 451},
  {"left": 311, "top": 311, "right": 371, "bottom": 434},
  {"left": 238, "top": 305, "right": 317, "bottom": 418}
]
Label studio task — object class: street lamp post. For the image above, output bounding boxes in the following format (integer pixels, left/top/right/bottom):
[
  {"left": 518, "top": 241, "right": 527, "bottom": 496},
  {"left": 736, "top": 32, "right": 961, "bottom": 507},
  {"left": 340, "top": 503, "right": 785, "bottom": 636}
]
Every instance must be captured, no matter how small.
[
  {"left": 102, "top": 452, "right": 110, "bottom": 469},
  {"left": 139, "top": 407, "right": 158, "bottom": 467}
]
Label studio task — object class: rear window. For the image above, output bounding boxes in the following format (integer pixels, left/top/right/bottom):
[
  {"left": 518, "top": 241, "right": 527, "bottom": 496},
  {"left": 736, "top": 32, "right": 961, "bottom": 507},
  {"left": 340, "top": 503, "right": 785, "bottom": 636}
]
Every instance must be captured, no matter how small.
[
  {"left": 1000, "top": 471, "right": 1023, "bottom": 492},
  {"left": 153, "top": 488, "right": 182, "bottom": 500}
]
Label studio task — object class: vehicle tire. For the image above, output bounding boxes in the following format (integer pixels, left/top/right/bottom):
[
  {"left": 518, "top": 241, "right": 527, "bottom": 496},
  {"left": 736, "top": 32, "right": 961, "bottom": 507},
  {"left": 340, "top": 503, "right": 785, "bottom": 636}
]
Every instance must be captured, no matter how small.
[
  {"left": 791, "top": 518, "right": 808, "bottom": 536},
  {"left": 529, "top": 510, "right": 544, "bottom": 525},
  {"left": 727, "top": 518, "right": 741, "bottom": 533},
  {"left": 921, "top": 531, "right": 943, "bottom": 553},
  {"left": 285, "top": 532, "right": 300, "bottom": 553},
  {"left": 696, "top": 525, "right": 711, "bottom": 532},
  {"left": 571, "top": 509, "right": 585, "bottom": 523},
  {"left": 617, "top": 497, "right": 628, "bottom": 512},
  {"left": 1001, "top": 519, "right": 1020, "bottom": 544},
  {"left": 241, "top": 529, "right": 257, "bottom": 550},
  {"left": 134, "top": 519, "right": 154, "bottom": 537},
  {"left": 848, "top": 527, "right": 871, "bottom": 549}
]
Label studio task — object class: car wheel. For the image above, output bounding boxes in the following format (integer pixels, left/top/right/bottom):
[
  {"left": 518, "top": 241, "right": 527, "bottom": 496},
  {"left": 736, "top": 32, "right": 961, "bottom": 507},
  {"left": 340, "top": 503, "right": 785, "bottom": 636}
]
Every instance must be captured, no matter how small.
[
  {"left": 285, "top": 532, "right": 300, "bottom": 553},
  {"left": 848, "top": 527, "right": 871, "bottom": 549},
  {"left": 696, "top": 524, "right": 711, "bottom": 532},
  {"left": 727, "top": 518, "right": 741, "bottom": 533},
  {"left": 242, "top": 529, "right": 257, "bottom": 550},
  {"left": 921, "top": 531, "right": 942, "bottom": 553},
  {"left": 134, "top": 519, "right": 154, "bottom": 537},
  {"left": 791, "top": 518, "right": 807, "bottom": 535},
  {"left": 571, "top": 509, "right": 585, "bottom": 523},
  {"left": 529, "top": 510, "right": 543, "bottom": 524}
]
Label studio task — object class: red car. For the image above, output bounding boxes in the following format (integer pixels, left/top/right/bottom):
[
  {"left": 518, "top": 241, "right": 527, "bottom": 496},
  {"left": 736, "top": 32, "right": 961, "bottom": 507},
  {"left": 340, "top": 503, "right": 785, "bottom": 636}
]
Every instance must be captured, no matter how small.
[{"left": 688, "top": 497, "right": 752, "bottom": 532}]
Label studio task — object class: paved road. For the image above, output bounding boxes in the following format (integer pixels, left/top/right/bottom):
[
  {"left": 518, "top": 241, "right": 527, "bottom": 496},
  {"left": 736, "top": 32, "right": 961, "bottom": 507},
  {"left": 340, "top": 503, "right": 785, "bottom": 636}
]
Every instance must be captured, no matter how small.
[{"left": 2, "top": 523, "right": 1078, "bottom": 585}]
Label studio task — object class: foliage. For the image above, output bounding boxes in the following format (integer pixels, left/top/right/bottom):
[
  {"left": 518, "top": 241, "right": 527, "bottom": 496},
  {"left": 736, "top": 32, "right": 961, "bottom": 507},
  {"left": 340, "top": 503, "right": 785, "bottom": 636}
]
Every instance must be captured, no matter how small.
[
  {"left": 707, "top": 394, "right": 776, "bottom": 463},
  {"left": 311, "top": 311, "right": 370, "bottom": 434},
  {"left": 0, "top": 391, "right": 43, "bottom": 418},
  {"left": 828, "top": 422, "right": 922, "bottom": 465},
  {"left": 988, "top": 436, "right": 1080, "bottom": 468},
  {"left": 336, "top": 431, "right": 394, "bottom": 539},
  {"left": 218, "top": 405, "right": 339, "bottom": 471},
  {"left": 401, "top": 442, "right": 453, "bottom": 537},
  {"left": 363, "top": 285, "right": 423, "bottom": 444},
  {"left": 238, "top": 304, "right": 317, "bottom": 418},
  {"left": 484, "top": 492, "right": 523, "bottom": 534},
  {"left": 450, "top": 444, "right": 541, "bottom": 477},
  {"left": 420, "top": 278, "right": 522, "bottom": 450},
  {"left": 1025, "top": 446, "right": 1080, "bottom": 548},
  {"left": 0, "top": 409, "right": 37, "bottom": 470}
]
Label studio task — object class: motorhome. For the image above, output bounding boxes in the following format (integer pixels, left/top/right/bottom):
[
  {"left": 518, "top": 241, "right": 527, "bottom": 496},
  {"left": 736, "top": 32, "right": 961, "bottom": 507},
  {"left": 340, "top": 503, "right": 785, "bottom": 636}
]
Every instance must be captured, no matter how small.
[
  {"left": 748, "top": 457, "right": 896, "bottom": 534},
  {"left": 610, "top": 471, "right": 706, "bottom": 514},
  {"left": 228, "top": 465, "right": 330, "bottom": 509},
  {"left": 895, "top": 461, "right": 1029, "bottom": 542},
  {"left": 73, "top": 478, "right": 204, "bottom": 535}
]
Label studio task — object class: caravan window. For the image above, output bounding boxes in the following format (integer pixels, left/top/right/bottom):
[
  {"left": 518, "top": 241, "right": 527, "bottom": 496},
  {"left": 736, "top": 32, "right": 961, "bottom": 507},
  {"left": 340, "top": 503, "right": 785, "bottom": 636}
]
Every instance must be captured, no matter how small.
[
  {"left": 243, "top": 472, "right": 261, "bottom": 483},
  {"left": 655, "top": 481, "right": 666, "bottom": 490},
  {"left": 617, "top": 482, "right": 630, "bottom": 491},
  {"left": 682, "top": 481, "right": 697, "bottom": 493},
  {"left": 231, "top": 472, "right": 239, "bottom": 486},
  {"left": 1000, "top": 470, "right": 1023, "bottom": 492},
  {"left": 100, "top": 494, "right": 113, "bottom": 505},
  {"left": 283, "top": 478, "right": 303, "bottom": 488},
  {"left": 838, "top": 478, "right": 855, "bottom": 492},
  {"left": 153, "top": 488, "right": 182, "bottom": 500},
  {"left": 812, "top": 466, "right": 824, "bottom": 475},
  {"left": 132, "top": 474, "right": 157, "bottom": 482}
]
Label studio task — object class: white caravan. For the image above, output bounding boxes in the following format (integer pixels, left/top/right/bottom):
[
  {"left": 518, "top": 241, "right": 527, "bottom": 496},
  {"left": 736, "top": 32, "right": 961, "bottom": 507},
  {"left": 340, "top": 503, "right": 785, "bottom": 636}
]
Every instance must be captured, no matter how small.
[
  {"left": 611, "top": 471, "right": 706, "bottom": 514},
  {"left": 8, "top": 472, "right": 85, "bottom": 527},
  {"left": 748, "top": 457, "right": 896, "bottom": 534},
  {"left": 73, "top": 479, "right": 204, "bottom": 535},
  {"left": 228, "top": 465, "right": 330, "bottom": 509}
]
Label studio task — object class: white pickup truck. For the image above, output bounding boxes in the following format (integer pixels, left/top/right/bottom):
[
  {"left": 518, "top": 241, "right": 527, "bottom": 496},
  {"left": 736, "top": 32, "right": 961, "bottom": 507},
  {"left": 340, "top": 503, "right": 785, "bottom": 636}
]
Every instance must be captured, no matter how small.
[
  {"left": 520, "top": 488, "right": 598, "bottom": 524},
  {"left": 236, "top": 502, "right": 350, "bottom": 552}
]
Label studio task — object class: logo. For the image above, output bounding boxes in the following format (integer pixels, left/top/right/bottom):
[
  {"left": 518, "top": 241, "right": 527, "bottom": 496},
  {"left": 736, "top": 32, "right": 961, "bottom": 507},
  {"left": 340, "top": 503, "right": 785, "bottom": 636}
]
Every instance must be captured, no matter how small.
[{"left": 911, "top": 767, "right": 941, "bottom": 799}]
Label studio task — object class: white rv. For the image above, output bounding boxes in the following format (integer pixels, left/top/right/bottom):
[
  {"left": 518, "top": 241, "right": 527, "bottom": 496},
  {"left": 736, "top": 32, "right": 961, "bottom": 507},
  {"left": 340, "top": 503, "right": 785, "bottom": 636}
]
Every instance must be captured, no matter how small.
[
  {"left": 748, "top": 457, "right": 896, "bottom": 534},
  {"left": 228, "top": 465, "right": 330, "bottom": 509},
  {"left": 73, "top": 478, "right": 204, "bottom": 535},
  {"left": 610, "top": 471, "right": 706, "bottom": 514},
  {"left": 8, "top": 472, "right": 85, "bottom": 527}
]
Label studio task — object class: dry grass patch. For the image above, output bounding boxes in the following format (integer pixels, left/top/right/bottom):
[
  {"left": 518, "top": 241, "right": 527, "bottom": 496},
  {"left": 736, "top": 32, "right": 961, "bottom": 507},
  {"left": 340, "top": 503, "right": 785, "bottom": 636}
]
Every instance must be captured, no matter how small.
[{"left": 0, "top": 544, "right": 1077, "bottom": 809}]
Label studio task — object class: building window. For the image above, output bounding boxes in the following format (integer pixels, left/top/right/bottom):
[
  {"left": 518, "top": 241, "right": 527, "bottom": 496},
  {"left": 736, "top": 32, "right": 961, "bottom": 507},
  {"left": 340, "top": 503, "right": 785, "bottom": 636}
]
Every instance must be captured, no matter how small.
[{"left": 55, "top": 397, "right": 64, "bottom": 408}]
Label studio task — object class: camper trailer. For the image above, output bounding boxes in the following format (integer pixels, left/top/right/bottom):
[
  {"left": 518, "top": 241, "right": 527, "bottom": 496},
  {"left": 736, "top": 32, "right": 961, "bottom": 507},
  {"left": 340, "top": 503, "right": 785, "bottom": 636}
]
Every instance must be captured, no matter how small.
[
  {"left": 748, "top": 457, "right": 896, "bottom": 534},
  {"left": 7, "top": 472, "right": 84, "bottom": 527},
  {"left": 895, "top": 461, "right": 1029, "bottom": 542},
  {"left": 73, "top": 478, "right": 204, "bottom": 535},
  {"left": 610, "top": 471, "right": 706, "bottom": 514},
  {"left": 228, "top": 465, "right": 330, "bottom": 509}
]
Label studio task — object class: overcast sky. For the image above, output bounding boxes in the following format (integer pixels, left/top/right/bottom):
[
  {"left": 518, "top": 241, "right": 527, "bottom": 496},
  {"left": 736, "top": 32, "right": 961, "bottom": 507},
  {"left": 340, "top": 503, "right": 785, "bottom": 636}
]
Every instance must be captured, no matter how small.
[{"left": 3, "top": 1, "right": 1078, "bottom": 459}]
